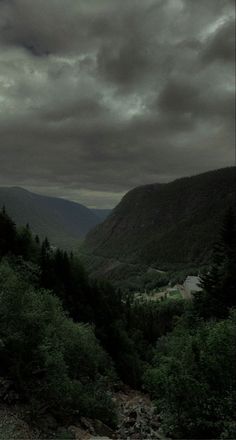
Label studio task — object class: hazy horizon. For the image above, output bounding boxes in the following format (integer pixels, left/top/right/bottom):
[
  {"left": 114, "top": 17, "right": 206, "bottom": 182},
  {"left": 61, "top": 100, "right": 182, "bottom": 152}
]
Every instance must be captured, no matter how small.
[{"left": 1, "top": 165, "right": 234, "bottom": 209}]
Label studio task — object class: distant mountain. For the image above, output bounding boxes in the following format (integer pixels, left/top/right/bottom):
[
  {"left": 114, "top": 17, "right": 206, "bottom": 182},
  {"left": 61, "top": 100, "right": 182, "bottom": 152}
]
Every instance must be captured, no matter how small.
[
  {"left": 82, "top": 167, "right": 236, "bottom": 278},
  {"left": 91, "top": 209, "right": 112, "bottom": 222},
  {"left": 0, "top": 187, "right": 103, "bottom": 249}
]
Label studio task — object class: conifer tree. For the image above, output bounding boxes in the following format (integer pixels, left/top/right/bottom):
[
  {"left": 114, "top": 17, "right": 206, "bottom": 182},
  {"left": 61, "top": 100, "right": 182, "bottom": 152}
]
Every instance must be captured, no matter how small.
[
  {"left": 196, "top": 207, "right": 236, "bottom": 317},
  {"left": 0, "top": 207, "right": 17, "bottom": 257}
]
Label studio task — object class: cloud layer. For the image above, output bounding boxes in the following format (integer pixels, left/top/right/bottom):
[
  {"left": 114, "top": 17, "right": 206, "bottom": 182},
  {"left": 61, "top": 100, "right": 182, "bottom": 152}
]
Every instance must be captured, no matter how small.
[{"left": 0, "top": 0, "right": 235, "bottom": 207}]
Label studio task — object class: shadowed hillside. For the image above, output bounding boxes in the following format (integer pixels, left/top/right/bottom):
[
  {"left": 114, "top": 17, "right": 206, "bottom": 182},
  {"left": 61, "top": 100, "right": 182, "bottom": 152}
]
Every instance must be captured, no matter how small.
[
  {"left": 82, "top": 167, "right": 236, "bottom": 276},
  {"left": 0, "top": 187, "right": 106, "bottom": 249}
]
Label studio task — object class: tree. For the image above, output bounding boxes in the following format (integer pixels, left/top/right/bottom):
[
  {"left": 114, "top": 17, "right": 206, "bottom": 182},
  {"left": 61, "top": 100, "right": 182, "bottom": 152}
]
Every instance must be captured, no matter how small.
[
  {"left": 195, "top": 208, "right": 236, "bottom": 318},
  {"left": 144, "top": 311, "right": 236, "bottom": 439},
  {"left": 0, "top": 207, "right": 17, "bottom": 257},
  {"left": 0, "top": 260, "right": 117, "bottom": 425}
]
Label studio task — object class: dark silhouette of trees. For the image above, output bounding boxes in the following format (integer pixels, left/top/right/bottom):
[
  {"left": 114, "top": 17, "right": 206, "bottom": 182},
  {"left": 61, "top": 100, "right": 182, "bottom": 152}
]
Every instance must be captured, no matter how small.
[
  {"left": 0, "top": 207, "right": 17, "bottom": 257},
  {"left": 195, "top": 207, "right": 236, "bottom": 318}
]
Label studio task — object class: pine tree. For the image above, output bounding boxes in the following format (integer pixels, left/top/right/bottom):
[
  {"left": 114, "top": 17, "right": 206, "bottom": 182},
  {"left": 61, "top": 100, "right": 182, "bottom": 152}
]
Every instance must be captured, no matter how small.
[
  {"left": 196, "top": 207, "right": 236, "bottom": 317},
  {"left": 40, "top": 237, "right": 54, "bottom": 288},
  {"left": 0, "top": 207, "right": 17, "bottom": 257}
]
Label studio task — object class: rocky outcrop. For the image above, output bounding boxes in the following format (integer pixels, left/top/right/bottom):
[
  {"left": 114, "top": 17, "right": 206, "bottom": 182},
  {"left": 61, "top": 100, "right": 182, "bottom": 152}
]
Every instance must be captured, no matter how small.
[
  {"left": 0, "top": 387, "right": 168, "bottom": 439},
  {"left": 68, "top": 388, "right": 167, "bottom": 440},
  {"left": 114, "top": 388, "right": 166, "bottom": 440}
]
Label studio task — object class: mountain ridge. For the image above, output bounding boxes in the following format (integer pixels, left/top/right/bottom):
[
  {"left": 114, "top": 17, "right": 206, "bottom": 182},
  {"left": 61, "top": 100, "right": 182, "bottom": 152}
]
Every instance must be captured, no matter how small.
[
  {"left": 0, "top": 186, "right": 109, "bottom": 249},
  {"left": 82, "top": 167, "right": 236, "bottom": 277}
]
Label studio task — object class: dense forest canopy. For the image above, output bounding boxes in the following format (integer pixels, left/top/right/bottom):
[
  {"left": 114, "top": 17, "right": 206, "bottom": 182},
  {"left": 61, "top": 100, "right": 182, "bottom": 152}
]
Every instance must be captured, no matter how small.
[{"left": 0, "top": 206, "right": 236, "bottom": 439}]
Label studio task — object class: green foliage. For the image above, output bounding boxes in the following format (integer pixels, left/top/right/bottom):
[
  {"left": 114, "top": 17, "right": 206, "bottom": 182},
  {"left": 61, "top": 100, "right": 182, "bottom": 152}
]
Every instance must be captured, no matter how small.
[
  {"left": 1, "top": 206, "right": 236, "bottom": 439},
  {"left": 127, "top": 298, "right": 185, "bottom": 346},
  {"left": 195, "top": 208, "right": 236, "bottom": 318},
  {"left": 0, "top": 207, "right": 17, "bottom": 257},
  {"left": 143, "top": 210, "right": 236, "bottom": 438},
  {"left": 0, "top": 260, "right": 116, "bottom": 425},
  {"left": 0, "top": 208, "right": 143, "bottom": 388},
  {"left": 144, "top": 311, "right": 236, "bottom": 439}
]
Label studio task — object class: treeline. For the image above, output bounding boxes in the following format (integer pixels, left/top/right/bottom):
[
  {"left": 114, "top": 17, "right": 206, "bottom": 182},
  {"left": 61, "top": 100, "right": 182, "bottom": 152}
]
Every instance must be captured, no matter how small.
[
  {"left": 0, "top": 209, "right": 117, "bottom": 426},
  {"left": 0, "top": 207, "right": 184, "bottom": 428},
  {"left": 0, "top": 206, "right": 236, "bottom": 438}
]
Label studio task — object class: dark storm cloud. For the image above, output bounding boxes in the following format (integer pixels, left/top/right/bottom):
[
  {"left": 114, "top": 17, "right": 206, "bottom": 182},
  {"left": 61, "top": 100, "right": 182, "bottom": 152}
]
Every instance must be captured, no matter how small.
[
  {"left": 0, "top": 0, "right": 88, "bottom": 55},
  {"left": 0, "top": 0, "right": 235, "bottom": 207},
  {"left": 156, "top": 76, "right": 235, "bottom": 121},
  {"left": 158, "top": 80, "right": 199, "bottom": 113},
  {"left": 201, "top": 19, "right": 235, "bottom": 64}
]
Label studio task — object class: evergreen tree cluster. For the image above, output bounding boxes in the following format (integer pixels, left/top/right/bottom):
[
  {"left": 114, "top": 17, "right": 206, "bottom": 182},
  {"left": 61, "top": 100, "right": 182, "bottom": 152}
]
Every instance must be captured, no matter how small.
[
  {"left": 0, "top": 206, "right": 236, "bottom": 438},
  {"left": 0, "top": 208, "right": 184, "bottom": 422},
  {"left": 0, "top": 208, "right": 118, "bottom": 425},
  {"left": 144, "top": 207, "right": 236, "bottom": 439},
  {"left": 195, "top": 207, "right": 236, "bottom": 317}
]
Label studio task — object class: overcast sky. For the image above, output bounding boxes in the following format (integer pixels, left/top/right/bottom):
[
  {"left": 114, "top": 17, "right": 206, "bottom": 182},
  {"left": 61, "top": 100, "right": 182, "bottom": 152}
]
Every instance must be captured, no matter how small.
[{"left": 0, "top": 0, "right": 235, "bottom": 207}]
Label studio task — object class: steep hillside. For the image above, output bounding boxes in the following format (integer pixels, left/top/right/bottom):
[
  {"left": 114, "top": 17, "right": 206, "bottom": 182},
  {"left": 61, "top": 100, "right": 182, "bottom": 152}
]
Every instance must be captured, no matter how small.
[
  {"left": 83, "top": 167, "right": 236, "bottom": 274},
  {"left": 0, "top": 187, "right": 101, "bottom": 249}
]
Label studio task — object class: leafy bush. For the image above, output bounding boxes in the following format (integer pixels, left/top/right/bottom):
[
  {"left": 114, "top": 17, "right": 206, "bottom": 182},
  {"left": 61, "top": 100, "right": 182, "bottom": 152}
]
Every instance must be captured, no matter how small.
[
  {"left": 0, "top": 260, "right": 117, "bottom": 425},
  {"left": 144, "top": 310, "right": 236, "bottom": 439}
]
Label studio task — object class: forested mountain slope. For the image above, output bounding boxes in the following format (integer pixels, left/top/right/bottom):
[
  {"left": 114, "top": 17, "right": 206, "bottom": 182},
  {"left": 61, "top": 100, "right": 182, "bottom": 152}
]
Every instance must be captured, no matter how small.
[
  {"left": 0, "top": 192, "right": 236, "bottom": 440},
  {"left": 83, "top": 167, "right": 235, "bottom": 271}
]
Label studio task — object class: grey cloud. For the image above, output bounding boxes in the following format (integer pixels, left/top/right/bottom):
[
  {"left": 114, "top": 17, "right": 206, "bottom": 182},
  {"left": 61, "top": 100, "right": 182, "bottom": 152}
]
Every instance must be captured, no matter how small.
[
  {"left": 0, "top": 0, "right": 86, "bottom": 55},
  {"left": 201, "top": 19, "right": 235, "bottom": 64},
  {"left": 40, "top": 97, "right": 109, "bottom": 122},
  {"left": 97, "top": 36, "right": 150, "bottom": 88},
  {"left": 158, "top": 80, "right": 200, "bottom": 114},
  {"left": 156, "top": 76, "right": 235, "bottom": 122},
  {"left": 0, "top": 0, "right": 235, "bottom": 207}
]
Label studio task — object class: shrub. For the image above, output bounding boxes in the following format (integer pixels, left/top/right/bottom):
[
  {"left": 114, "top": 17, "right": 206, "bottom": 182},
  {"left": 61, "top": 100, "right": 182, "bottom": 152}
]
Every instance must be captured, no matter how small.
[
  {"left": 144, "top": 310, "right": 236, "bottom": 439},
  {"left": 0, "top": 260, "right": 117, "bottom": 425}
]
